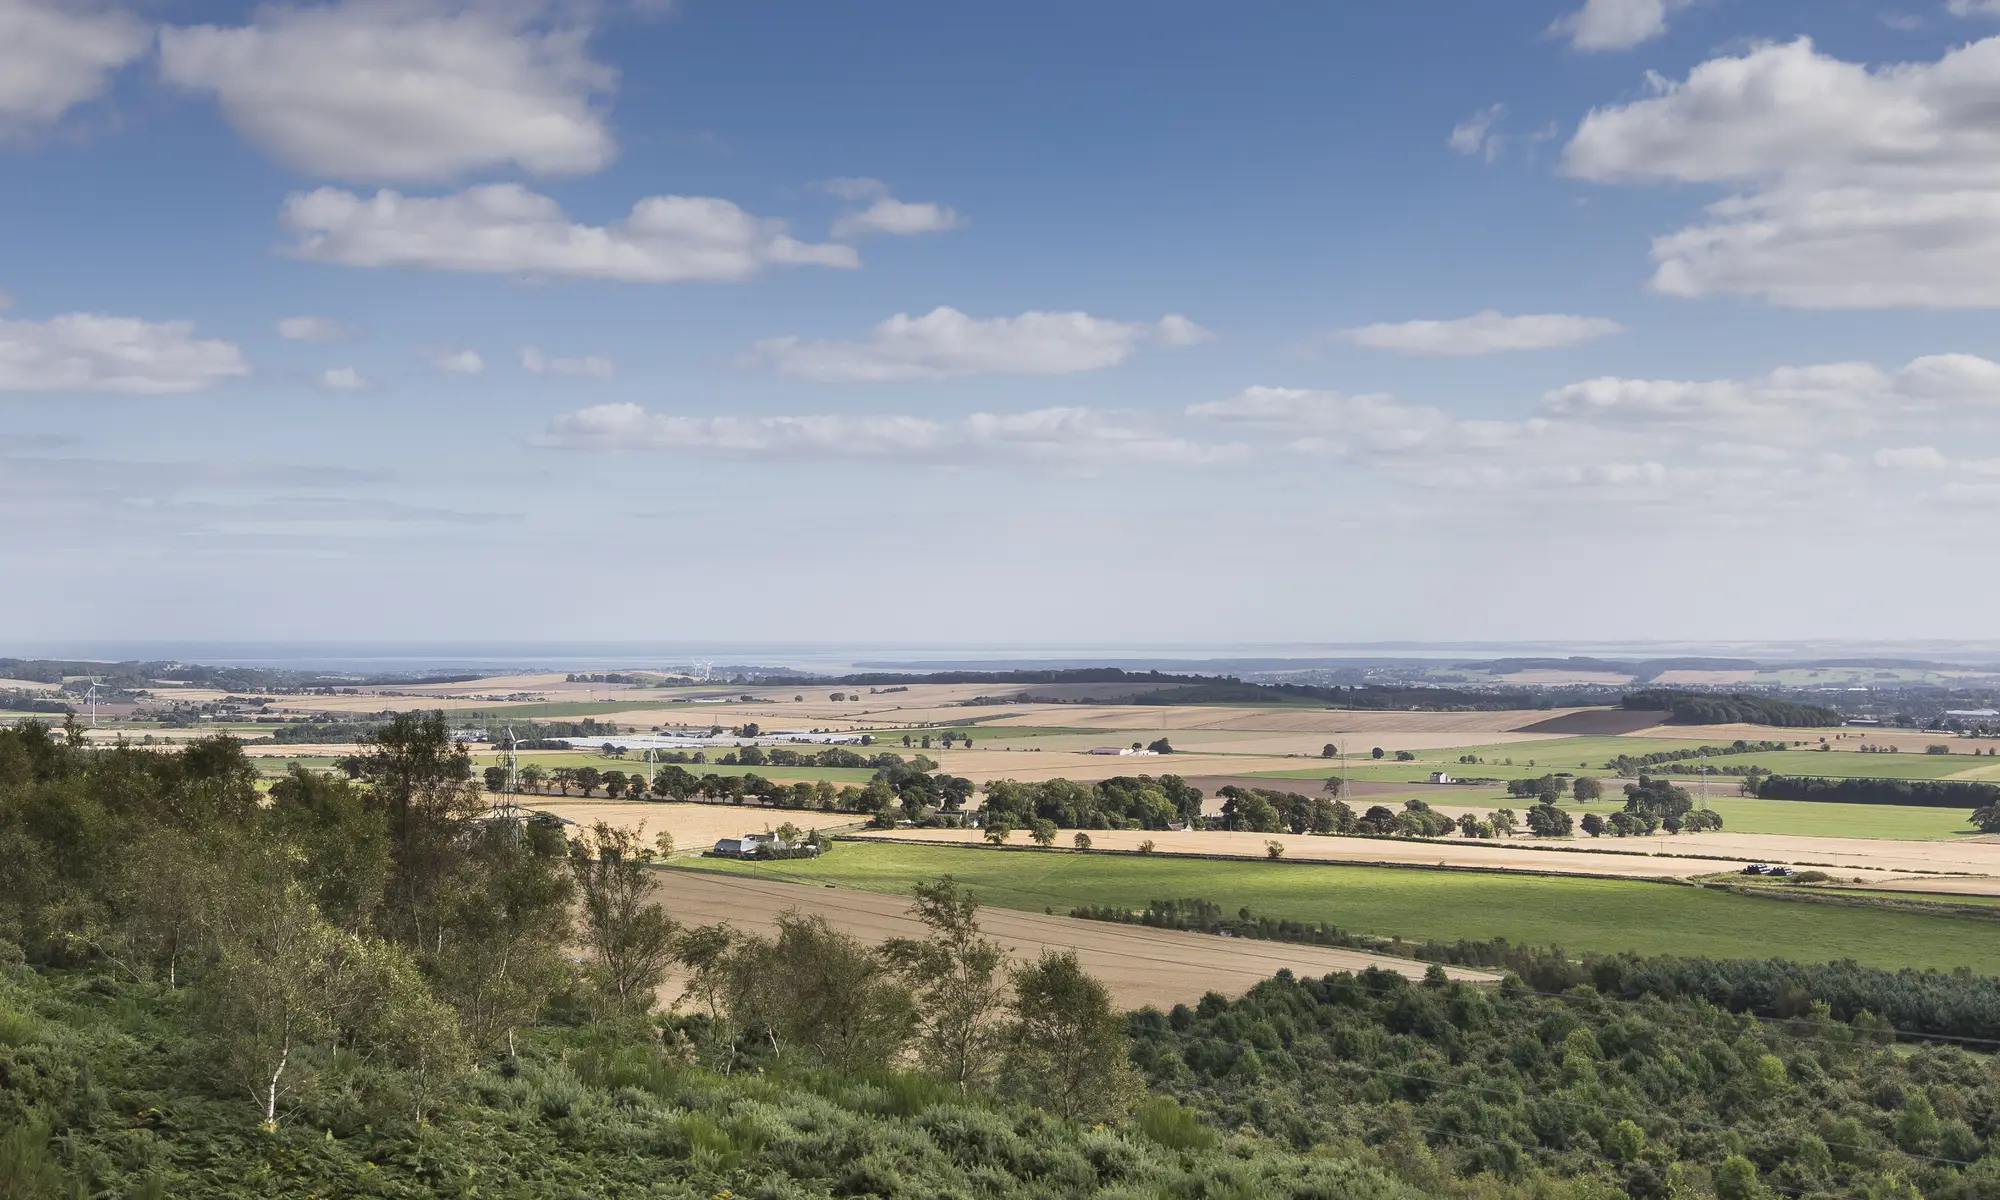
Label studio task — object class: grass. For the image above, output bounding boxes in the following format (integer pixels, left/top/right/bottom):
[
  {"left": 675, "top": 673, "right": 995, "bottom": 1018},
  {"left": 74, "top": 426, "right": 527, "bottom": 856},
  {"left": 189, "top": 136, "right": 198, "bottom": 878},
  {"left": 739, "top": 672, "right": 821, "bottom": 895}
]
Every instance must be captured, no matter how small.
[{"left": 684, "top": 841, "right": 2000, "bottom": 974}]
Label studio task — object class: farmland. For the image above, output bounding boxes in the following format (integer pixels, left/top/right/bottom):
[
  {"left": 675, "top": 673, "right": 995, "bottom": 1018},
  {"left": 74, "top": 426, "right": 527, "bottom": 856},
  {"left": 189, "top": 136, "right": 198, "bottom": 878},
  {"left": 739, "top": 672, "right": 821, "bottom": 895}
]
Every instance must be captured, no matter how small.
[{"left": 688, "top": 840, "right": 2000, "bottom": 973}]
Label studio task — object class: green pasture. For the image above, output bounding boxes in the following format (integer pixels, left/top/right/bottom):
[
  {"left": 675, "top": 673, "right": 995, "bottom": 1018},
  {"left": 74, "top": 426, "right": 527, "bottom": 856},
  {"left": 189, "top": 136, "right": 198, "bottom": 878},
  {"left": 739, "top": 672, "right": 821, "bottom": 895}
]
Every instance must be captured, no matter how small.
[
  {"left": 684, "top": 841, "right": 2000, "bottom": 974},
  {"left": 1695, "top": 749, "right": 1997, "bottom": 781}
]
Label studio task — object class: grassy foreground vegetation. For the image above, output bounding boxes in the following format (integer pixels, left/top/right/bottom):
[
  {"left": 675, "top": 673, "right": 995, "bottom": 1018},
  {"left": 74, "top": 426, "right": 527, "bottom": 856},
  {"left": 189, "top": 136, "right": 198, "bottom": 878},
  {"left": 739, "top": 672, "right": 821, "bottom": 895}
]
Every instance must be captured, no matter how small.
[{"left": 695, "top": 842, "right": 2000, "bottom": 974}]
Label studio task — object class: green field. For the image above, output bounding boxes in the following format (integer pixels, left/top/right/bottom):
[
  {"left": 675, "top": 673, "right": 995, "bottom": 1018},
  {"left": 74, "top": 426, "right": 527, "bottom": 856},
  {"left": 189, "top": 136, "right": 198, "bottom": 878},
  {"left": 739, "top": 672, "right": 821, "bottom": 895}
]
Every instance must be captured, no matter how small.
[{"left": 683, "top": 841, "right": 2000, "bottom": 974}]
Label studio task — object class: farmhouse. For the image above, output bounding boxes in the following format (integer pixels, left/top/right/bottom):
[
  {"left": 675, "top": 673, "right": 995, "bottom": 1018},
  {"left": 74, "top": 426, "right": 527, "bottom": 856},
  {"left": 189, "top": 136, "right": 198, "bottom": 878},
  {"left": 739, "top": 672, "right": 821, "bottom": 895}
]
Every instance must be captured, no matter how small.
[
  {"left": 1429, "top": 771, "right": 1454, "bottom": 784},
  {"left": 710, "top": 832, "right": 820, "bottom": 859},
  {"left": 1085, "top": 746, "right": 1159, "bottom": 756}
]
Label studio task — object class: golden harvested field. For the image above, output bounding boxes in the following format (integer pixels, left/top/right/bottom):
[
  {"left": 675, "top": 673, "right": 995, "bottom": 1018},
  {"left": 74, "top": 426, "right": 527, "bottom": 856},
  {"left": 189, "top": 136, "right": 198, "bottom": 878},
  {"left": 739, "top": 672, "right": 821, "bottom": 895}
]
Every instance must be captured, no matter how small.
[
  {"left": 521, "top": 799, "right": 851, "bottom": 850},
  {"left": 973, "top": 705, "right": 1577, "bottom": 735},
  {"left": 856, "top": 827, "right": 1740, "bottom": 879},
  {"left": 850, "top": 827, "right": 2000, "bottom": 894},
  {"left": 646, "top": 869, "right": 1495, "bottom": 1009}
]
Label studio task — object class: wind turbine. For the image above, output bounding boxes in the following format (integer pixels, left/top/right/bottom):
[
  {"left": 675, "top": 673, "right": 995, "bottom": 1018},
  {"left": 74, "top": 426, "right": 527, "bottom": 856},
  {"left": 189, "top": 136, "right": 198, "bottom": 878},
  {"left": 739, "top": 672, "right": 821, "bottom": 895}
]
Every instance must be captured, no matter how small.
[{"left": 84, "top": 678, "right": 102, "bottom": 728}]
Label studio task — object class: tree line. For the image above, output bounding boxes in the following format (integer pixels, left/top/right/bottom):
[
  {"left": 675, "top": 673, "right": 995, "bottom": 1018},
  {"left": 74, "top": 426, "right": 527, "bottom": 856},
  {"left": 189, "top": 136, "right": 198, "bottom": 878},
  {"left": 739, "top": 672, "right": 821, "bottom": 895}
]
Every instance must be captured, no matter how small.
[
  {"left": 1623, "top": 690, "right": 1844, "bottom": 727},
  {"left": 1755, "top": 774, "right": 2000, "bottom": 810}
]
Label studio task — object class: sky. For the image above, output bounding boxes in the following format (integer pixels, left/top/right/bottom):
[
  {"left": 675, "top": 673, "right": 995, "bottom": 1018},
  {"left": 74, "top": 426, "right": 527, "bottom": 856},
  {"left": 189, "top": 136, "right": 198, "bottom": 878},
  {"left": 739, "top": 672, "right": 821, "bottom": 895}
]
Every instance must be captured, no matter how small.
[{"left": 6, "top": 0, "right": 2000, "bottom": 649}]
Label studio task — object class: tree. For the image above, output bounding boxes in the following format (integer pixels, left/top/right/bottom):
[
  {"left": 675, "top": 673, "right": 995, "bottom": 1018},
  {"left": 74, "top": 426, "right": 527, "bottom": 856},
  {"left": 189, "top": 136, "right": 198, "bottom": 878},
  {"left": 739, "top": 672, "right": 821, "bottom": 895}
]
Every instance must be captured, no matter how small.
[
  {"left": 984, "top": 818, "right": 1012, "bottom": 844},
  {"left": 1265, "top": 839, "right": 1284, "bottom": 859},
  {"left": 1322, "top": 743, "right": 1338, "bottom": 758},
  {"left": 266, "top": 766, "right": 391, "bottom": 933},
  {"left": 482, "top": 765, "right": 509, "bottom": 794},
  {"left": 1490, "top": 808, "right": 1518, "bottom": 838},
  {"left": 569, "top": 822, "right": 678, "bottom": 1018},
  {"left": 1972, "top": 803, "right": 2000, "bottom": 833},
  {"left": 430, "top": 813, "right": 574, "bottom": 1058},
  {"left": 1580, "top": 812, "right": 1606, "bottom": 837},
  {"left": 549, "top": 767, "right": 576, "bottom": 796},
  {"left": 518, "top": 763, "right": 546, "bottom": 793},
  {"left": 1001, "top": 950, "right": 1138, "bottom": 1121},
  {"left": 199, "top": 873, "right": 344, "bottom": 1130},
  {"left": 1371, "top": 747, "right": 1385, "bottom": 759},
  {"left": 1146, "top": 737, "right": 1173, "bottom": 754},
  {"left": 740, "top": 722, "right": 761, "bottom": 738},
  {"left": 1572, "top": 775, "right": 1603, "bottom": 802},
  {"left": 359, "top": 711, "right": 481, "bottom": 949},
  {"left": 880, "top": 878, "right": 1008, "bottom": 1085},
  {"left": 1394, "top": 750, "right": 1416, "bottom": 762},
  {"left": 1072, "top": 831, "right": 1092, "bottom": 850},
  {"left": 603, "top": 770, "right": 628, "bottom": 799},
  {"left": 1321, "top": 776, "right": 1344, "bottom": 797},
  {"left": 1029, "top": 818, "right": 1058, "bottom": 847},
  {"left": 1526, "top": 803, "right": 1574, "bottom": 838},
  {"left": 652, "top": 763, "right": 698, "bottom": 801},
  {"left": 574, "top": 766, "right": 602, "bottom": 797},
  {"left": 725, "top": 911, "right": 914, "bottom": 1074}
]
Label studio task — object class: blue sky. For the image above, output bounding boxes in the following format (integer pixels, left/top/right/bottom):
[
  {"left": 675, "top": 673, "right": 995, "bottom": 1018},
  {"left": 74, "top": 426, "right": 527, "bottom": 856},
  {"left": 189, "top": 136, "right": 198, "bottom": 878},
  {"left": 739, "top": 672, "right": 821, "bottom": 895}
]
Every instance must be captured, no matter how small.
[{"left": 6, "top": 0, "right": 2000, "bottom": 648}]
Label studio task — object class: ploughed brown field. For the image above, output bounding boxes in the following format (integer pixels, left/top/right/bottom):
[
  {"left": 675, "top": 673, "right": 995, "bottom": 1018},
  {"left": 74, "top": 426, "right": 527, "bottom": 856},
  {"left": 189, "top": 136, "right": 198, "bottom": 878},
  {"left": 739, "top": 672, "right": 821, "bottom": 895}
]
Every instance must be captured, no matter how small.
[{"left": 645, "top": 869, "right": 1496, "bottom": 1010}]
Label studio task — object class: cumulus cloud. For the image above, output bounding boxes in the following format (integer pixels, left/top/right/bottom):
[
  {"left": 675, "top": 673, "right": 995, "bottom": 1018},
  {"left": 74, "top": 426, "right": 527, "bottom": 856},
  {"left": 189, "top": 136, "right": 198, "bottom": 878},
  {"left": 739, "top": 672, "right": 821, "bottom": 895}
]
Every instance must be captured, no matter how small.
[
  {"left": 821, "top": 178, "right": 963, "bottom": 239},
  {"left": 1565, "top": 36, "right": 2000, "bottom": 307},
  {"left": 0, "top": 314, "right": 250, "bottom": 394},
  {"left": 520, "top": 345, "right": 613, "bottom": 378},
  {"left": 1335, "top": 310, "right": 1626, "bottom": 356},
  {"left": 319, "top": 366, "right": 370, "bottom": 391},
  {"left": 1549, "top": 0, "right": 1690, "bottom": 51},
  {"left": 283, "top": 184, "right": 858, "bottom": 282},
  {"left": 1449, "top": 104, "right": 1507, "bottom": 161},
  {"left": 422, "top": 347, "right": 483, "bottom": 374},
  {"left": 277, "top": 315, "right": 352, "bottom": 342},
  {"left": 753, "top": 307, "right": 1211, "bottom": 383},
  {"left": 1875, "top": 445, "right": 1951, "bottom": 469},
  {"left": 158, "top": 0, "right": 616, "bottom": 181},
  {"left": 0, "top": 0, "right": 149, "bottom": 134},
  {"left": 535, "top": 403, "right": 1241, "bottom": 466},
  {"left": 1180, "top": 352, "right": 2000, "bottom": 510}
]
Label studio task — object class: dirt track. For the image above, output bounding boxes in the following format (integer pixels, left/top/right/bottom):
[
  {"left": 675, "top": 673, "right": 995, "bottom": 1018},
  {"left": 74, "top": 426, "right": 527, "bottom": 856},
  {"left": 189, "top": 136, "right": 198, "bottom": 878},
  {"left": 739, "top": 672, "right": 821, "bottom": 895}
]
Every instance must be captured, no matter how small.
[{"left": 647, "top": 869, "right": 1495, "bottom": 1009}]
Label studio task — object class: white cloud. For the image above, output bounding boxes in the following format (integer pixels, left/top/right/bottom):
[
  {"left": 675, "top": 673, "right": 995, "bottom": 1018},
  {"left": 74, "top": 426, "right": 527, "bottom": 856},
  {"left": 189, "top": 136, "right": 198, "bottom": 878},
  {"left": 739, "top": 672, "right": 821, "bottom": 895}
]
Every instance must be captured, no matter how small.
[
  {"left": 0, "top": 1, "right": 149, "bottom": 134},
  {"left": 319, "top": 366, "right": 370, "bottom": 391},
  {"left": 1565, "top": 36, "right": 2000, "bottom": 307},
  {"left": 1187, "top": 387, "right": 1451, "bottom": 453},
  {"left": 1874, "top": 445, "right": 1951, "bottom": 469},
  {"left": 820, "top": 177, "right": 964, "bottom": 238},
  {"left": 753, "top": 307, "right": 1210, "bottom": 383},
  {"left": 535, "top": 403, "right": 1240, "bottom": 466},
  {"left": 158, "top": 0, "right": 615, "bottom": 181},
  {"left": 1449, "top": 104, "right": 1507, "bottom": 160},
  {"left": 1549, "top": 0, "right": 1689, "bottom": 51},
  {"left": 422, "top": 347, "right": 483, "bottom": 374},
  {"left": 277, "top": 315, "right": 352, "bottom": 342},
  {"left": 520, "top": 345, "right": 613, "bottom": 378},
  {"left": 0, "top": 313, "right": 250, "bottom": 394},
  {"left": 1949, "top": 1, "right": 2000, "bottom": 15},
  {"left": 283, "top": 184, "right": 858, "bottom": 282},
  {"left": 1335, "top": 310, "right": 1626, "bottom": 356}
]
